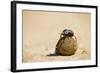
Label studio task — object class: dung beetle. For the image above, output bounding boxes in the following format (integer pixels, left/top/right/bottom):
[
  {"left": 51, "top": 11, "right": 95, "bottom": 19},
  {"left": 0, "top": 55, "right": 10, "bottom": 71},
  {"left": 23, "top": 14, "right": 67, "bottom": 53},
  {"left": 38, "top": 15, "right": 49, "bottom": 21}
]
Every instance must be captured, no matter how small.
[
  {"left": 55, "top": 29, "right": 77, "bottom": 56},
  {"left": 60, "top": 29, "right": 74, "bottom": 38}
]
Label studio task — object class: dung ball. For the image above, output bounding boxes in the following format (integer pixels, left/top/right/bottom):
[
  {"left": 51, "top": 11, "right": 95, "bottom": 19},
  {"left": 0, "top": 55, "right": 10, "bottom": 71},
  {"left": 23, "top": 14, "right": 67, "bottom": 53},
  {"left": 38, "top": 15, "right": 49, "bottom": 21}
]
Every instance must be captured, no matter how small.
[{"left": 55, "top": 29, "right": 77, "bottom": 56}]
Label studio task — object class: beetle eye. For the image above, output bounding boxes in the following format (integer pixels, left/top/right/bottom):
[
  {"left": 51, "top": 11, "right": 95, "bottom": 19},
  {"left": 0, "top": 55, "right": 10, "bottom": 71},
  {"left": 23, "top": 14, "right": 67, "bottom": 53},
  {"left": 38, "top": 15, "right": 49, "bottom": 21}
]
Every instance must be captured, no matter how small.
[{"left": 65, "top": 31, "right": 68, "bottom": 34}]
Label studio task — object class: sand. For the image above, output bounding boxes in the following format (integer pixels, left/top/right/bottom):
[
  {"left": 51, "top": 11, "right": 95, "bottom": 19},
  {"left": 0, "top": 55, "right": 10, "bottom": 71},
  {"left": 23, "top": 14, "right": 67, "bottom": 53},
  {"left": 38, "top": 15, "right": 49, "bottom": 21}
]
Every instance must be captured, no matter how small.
[
  {"left": 23, "top": 47, "right": 91, "bottom": 62},
  {"left": 22, "top": 10, "right": 91, "bottom": 63}
]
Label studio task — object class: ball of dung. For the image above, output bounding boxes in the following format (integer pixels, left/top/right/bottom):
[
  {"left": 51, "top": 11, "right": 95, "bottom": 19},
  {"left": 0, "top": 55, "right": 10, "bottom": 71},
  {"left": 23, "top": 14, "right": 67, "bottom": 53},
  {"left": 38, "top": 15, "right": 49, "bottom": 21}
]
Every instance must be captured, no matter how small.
[{"left": 56, "top": 37, "right": 77, "bottom": 56}]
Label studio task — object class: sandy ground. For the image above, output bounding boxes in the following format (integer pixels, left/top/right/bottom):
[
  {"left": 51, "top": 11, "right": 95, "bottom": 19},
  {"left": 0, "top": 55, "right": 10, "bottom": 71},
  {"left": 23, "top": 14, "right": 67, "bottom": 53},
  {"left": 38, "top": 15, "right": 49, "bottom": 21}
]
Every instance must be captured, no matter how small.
[
  {"left": 22, "top": 10, "right": 91, "bottom": 63},
  {"left": 23, "top": 47, "right": 91, "bottom": 62}
]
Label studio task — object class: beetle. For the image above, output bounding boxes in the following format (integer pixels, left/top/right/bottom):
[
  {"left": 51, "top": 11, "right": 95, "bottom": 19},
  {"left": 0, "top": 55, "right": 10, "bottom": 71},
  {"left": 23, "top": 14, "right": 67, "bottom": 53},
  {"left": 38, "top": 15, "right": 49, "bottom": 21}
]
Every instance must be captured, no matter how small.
[{"left": 55, "top": 29, "right": 77, "bottom": 56}]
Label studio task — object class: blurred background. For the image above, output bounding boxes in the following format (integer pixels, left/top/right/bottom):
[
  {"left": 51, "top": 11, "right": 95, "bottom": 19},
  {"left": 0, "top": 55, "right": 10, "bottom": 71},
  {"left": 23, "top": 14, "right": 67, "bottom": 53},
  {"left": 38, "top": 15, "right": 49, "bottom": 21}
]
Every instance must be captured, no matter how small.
[{"left": 23, "top": 10, "right": 91, "bottom": 62}]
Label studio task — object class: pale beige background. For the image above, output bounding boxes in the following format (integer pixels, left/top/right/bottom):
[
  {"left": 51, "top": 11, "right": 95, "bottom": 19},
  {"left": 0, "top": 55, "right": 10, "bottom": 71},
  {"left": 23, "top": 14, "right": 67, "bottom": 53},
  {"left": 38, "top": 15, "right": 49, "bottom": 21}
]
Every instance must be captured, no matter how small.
[{"left": 22, "top": 10, "right": 91, "bottom": 62}]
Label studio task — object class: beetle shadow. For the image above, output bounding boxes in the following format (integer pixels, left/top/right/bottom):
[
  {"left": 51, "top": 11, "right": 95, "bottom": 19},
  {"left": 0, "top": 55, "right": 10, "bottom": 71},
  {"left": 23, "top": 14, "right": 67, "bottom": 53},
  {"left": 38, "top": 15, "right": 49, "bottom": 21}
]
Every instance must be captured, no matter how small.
[{"left": 47, "top": 53, "right": 60, "bottom": 56}]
